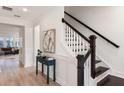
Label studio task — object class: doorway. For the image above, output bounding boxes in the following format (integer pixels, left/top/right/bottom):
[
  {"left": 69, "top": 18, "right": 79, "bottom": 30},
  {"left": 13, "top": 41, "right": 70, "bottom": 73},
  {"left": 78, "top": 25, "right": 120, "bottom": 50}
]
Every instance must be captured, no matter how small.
[{"left": 0, "top": 23, "right": 24, "bottom": 72}]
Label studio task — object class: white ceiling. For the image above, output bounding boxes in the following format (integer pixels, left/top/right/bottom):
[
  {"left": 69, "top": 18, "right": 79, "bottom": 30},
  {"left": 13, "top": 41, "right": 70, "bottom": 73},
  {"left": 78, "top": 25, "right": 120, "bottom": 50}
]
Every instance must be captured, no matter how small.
[{"left": 0, "top": 6, "right": 57, "bottom": 22}]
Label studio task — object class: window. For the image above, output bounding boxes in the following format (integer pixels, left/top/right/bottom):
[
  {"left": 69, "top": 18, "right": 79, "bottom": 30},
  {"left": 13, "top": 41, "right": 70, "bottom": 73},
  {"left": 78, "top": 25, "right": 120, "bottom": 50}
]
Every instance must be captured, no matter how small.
[
  {"left": 0, "top": 36, "right": 20, "bottom": 48},
  {"left": 0, "top": 40, "right": 3, "bottom": 48},
  {"left": 0, "top": 38, "right": 4, "bottom": 48},
  {"left": 6, "top": 37, "right": 14, "bottom": 48},
  {"left": 6, "top": 40, "right": 11, "bottom": 48}
]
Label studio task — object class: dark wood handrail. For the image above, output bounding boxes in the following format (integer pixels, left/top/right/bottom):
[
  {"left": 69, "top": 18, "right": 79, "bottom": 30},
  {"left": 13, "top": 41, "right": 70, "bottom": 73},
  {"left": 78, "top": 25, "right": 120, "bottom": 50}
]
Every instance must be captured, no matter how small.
[
  {"left": 64, "top": 11, "right": 120, "bottom": 48},
  {"left": 62, "top": 18, "right": 90, "bottom": 43}
]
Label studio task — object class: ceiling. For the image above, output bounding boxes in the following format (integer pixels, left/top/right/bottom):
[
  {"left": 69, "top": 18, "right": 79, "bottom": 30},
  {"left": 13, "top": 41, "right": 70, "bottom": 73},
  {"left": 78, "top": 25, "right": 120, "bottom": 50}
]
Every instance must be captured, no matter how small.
[{"left": 0, "top": 6, "right": 57, "bottom": 22}]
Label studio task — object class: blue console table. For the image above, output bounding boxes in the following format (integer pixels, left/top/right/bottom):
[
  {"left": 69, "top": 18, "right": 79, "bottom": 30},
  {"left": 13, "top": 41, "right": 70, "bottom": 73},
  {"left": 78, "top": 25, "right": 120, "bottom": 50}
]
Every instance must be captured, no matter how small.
[{"left": 36, "top": 56, "right": 56, "bottom": 84}]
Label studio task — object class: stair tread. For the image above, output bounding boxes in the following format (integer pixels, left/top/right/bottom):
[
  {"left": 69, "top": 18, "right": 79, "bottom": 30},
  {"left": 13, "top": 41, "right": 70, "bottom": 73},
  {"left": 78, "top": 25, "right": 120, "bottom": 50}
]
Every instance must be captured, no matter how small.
[
  {"left": 97, "top": 75, "right": 110, "bottom": 86},
  {"left": 96, "top": 60, "right": 102, "bottom": 64},
  {"left": 95, "top": 66, "right": 109, "bottom": 77},
  {"left": 97, "top": 75, "right": 124, "bottom": 86}
]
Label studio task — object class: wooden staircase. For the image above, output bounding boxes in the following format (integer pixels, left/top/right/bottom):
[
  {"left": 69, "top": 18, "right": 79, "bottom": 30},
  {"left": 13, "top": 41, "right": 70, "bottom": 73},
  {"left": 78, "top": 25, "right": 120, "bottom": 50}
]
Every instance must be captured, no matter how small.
[
  {"left": 62, "top": 11, "right": 124, "bottom": 86},
  {"left": 62, "top": 18, "right": 110, "bottom": 86}
]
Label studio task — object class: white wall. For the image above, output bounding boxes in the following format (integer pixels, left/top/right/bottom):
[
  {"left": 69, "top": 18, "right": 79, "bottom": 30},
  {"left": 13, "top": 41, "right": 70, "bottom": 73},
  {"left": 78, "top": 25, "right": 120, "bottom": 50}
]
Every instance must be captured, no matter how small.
[
  {"left": 0, "top": 16, "right": 34, "bottom": 67},
  {"left": 33, "top": 25, "right": 40, "bottom": 65},
  {"left": 23, "top": 24, "right": 34, "bottom": 67},
  {"left": 65, "top": 6, "right": 124, "bottom": 76},
  {"left": 35, "top": 7, "right": 77, "bottom": 85},
  {"left": 19, "top": 27, "right": 25, "bottom": 65}
]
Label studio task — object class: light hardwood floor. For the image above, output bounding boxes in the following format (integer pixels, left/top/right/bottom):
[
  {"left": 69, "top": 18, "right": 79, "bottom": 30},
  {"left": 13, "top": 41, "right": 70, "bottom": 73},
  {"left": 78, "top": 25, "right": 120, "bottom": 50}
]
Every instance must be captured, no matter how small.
[{"left": 0, "top": 55, "right": 60, "bottom": 86}]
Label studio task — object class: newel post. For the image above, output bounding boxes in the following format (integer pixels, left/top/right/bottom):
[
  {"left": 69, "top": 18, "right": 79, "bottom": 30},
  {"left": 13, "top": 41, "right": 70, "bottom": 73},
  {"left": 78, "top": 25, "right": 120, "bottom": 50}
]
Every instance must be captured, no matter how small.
[
  {"left": 89, "top": 35, "right": 97, "bottom": 79},
  {"left": 77, "top": 55, "right": 85, "bottom": 86}
]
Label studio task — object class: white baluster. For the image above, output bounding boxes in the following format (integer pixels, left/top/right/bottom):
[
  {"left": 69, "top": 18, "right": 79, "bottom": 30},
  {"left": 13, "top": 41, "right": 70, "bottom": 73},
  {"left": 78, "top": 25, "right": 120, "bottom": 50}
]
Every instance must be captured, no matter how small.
[
  {"left": 77, "top": 35, "right": 79, "bottom": 54},
  {"left": 85, "top": 41, "right": 90, "bottom": 55},
  {"left": 84, "top": 61, "right": 88, "bottom": 86},
  {"left": 82, "top": 38, "right": 85, "bottom": 55},
  {"left": 74, "top": 33, "right": 77, "bottom": 54},
  {"left": 84, "top": 40, "right": 88, "bottom": 55},
  {"left": 79, "top": 36, "right": 82, "bottom": 55},
  {"left": 77, "top": 34, "right": 79, "bottom": 55},
  {"left": 80, "top": 38, "right": 83, "bottom": 55},
  {"left": 70, "top": 28, "right": 73, "bottom": 50},
  {"left": 67, "top": 26, "right": 69, "bottom": 47},
  {"left": 73, "top": 32, "right": 75, "bottom": 52},
  {"left": 65, "top": 24, "right": 67, "bottom": 42},
  {"left": 72, "top": 30, "right": 74, "bottom": 52},
  {"left": 69, "top": 27, "right": 71, "bottom": 49},
  {"left": 87, "top": 55, "right": 91, "bottom": 85}
]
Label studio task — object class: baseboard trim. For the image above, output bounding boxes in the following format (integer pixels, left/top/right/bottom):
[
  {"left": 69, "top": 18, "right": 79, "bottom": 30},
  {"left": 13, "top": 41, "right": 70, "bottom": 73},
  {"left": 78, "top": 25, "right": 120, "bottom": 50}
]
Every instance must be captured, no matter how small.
[{"left": 110, "top": 70, "right": 124, "bottom": 79}]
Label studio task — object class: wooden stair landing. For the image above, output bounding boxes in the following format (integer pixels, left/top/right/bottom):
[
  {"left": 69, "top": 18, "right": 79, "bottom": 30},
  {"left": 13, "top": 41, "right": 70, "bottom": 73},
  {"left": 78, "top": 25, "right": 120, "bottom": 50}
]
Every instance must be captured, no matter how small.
[{"left": 97, "top": 75, "right": 124, "bottom": 86}]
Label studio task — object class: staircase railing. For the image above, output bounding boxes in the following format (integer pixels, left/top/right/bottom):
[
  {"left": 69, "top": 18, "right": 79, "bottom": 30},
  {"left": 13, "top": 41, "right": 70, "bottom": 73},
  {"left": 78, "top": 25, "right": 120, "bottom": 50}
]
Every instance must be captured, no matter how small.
[
  {"left": 64, "top": 11, "right": 120, "bottom": 48},
  {"left": 62, "top": 18, "right": 96, "bottom": 86}
]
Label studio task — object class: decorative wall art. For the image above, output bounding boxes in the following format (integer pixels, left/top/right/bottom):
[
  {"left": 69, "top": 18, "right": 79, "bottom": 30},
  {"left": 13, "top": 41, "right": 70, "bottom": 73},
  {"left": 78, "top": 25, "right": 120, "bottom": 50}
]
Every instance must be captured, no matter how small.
[{"left": 43, "top": 29, "right": 56, "bottom": 53}]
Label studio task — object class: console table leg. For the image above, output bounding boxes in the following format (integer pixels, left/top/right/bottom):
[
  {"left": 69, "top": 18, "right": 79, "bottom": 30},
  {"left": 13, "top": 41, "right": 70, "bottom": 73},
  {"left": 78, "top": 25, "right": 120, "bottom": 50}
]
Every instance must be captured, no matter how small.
[
  {"left": 36, "top": 59, "right": 38, "bottom": 75},
  {"left": 47, "top": 66, "right": 49, "bottom": 84},
  {"left": 53, "top": 63, "right": 56, "bottom": 81},
  {"left": 42, "top": 63, "right": 44, "bottom": 74}
]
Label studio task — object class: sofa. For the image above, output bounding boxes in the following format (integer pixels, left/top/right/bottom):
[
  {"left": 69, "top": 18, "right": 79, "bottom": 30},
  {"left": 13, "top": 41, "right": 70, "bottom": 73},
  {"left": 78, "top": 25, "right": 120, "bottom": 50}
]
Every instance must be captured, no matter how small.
[{"left": 0, "top": 48, "right": 19, "bottom": 56}]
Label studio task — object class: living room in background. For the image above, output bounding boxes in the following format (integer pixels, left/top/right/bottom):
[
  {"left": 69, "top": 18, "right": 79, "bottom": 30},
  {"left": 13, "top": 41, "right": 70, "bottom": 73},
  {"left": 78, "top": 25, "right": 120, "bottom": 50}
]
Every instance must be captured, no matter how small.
[{"left": 0, "top": 23, "right": 25, "bottom": 72}]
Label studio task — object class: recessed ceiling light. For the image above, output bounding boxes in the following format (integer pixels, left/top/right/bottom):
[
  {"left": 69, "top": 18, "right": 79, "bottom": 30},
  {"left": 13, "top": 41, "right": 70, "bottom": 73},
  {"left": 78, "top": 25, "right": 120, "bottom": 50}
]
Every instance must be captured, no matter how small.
[{"left": 22, "top": 8, "right": 28, "bottom": 12}]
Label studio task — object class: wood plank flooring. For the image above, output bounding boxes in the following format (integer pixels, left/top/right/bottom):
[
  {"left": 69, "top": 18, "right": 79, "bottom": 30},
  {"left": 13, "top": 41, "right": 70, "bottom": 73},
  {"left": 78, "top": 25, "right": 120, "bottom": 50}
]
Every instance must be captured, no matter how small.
[{"left": 0, "top": 55, "right": 60, "bottom": 86}]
